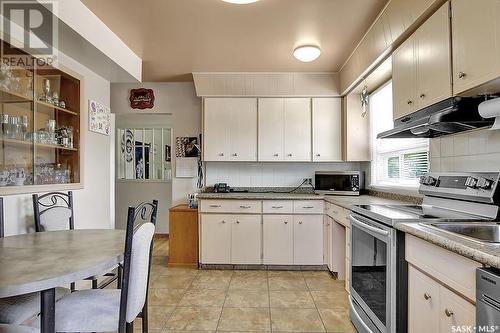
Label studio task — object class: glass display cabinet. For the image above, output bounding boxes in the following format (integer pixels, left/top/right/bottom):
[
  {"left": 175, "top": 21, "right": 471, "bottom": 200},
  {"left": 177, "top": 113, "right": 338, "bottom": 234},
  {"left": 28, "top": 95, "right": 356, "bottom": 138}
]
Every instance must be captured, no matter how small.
[{"left": 0, "top": 40, "right": 81, "bottom": 194}]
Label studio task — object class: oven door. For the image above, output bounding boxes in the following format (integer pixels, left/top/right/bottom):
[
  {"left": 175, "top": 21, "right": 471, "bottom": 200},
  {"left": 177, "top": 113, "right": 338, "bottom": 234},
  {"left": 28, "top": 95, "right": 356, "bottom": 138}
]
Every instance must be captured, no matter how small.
[{"left": 349, "top": 213, "right": 396, "bottom": 333}]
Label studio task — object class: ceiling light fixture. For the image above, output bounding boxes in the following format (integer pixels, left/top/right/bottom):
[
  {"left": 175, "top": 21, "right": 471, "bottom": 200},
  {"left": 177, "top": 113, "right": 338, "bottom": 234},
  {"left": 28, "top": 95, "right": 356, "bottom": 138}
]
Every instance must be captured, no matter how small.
[
  {"left": 293, "top": 45, "right": 321, "bottom": 63},
  {"left": 221, "top": 0, "right": 260, "bottom": 4}
]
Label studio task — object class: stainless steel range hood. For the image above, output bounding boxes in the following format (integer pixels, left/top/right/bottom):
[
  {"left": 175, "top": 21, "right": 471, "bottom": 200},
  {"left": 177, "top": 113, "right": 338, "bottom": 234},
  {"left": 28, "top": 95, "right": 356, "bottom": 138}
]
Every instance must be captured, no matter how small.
[{"left": 377, "top": 97, "right": 494, "bottom": 139}]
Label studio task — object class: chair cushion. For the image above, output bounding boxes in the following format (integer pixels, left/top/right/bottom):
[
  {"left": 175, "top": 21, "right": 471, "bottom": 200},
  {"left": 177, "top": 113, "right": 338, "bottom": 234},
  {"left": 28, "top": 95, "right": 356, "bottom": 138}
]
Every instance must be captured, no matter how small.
[
  {"left": 32, "top": 289, "right": 121, "bottom": 332},
  {"left": 0, "top": 324, "right": 39, "bottom": 333},
  {"left": 0, "top": 288, "right": 70, "bottom": 325}
]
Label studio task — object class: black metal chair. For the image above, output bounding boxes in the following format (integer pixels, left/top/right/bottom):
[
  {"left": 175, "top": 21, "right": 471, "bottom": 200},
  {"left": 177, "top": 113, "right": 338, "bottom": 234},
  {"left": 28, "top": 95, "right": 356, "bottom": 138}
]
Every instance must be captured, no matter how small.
[{"left": 33, "top": 200, "right": 158, "bottom": 333}]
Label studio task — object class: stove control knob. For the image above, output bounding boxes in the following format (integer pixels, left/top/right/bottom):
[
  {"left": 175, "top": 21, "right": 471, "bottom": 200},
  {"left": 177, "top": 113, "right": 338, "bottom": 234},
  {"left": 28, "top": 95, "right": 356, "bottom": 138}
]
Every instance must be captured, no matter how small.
[
  {"left": 477, "top": 177, "right": 493, "bottom": 190},
  {"left": 420, "top": 176, "right": 437, "bottom": 186},
  {"left": 465, "top": 177, "right": 478, "bottom": 188}
]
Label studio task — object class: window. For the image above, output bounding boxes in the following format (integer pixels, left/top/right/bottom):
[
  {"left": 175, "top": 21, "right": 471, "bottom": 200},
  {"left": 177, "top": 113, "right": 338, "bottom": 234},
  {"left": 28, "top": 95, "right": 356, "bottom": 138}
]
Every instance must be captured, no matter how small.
[
  {"left": 117, "top": 127, "right": 172, "bottom": 181},
  {"left": 370, "top": 81, "right": 429, "bottom": 188}
]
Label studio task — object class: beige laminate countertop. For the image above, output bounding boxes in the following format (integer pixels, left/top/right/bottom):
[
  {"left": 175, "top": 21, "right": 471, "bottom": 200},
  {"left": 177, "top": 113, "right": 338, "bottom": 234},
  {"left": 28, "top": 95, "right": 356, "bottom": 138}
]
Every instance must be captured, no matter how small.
[{"left": 197, "top": 192, "right": 324, "bottom": 200}]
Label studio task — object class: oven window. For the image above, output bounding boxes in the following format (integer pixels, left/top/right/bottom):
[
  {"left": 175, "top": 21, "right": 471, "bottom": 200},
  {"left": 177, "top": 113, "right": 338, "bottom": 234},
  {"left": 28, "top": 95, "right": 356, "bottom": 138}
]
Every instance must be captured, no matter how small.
[
  {"left": 315, "top": 175, "right": 356, "bottom": 192},
  {"left": 351, "top": 225, "right": 388, "bottom": 325}
]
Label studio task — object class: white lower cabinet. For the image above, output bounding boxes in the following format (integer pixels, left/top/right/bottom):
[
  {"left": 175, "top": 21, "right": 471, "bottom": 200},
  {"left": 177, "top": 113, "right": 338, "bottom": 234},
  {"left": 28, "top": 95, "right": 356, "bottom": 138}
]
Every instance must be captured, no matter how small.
[
  {"left": 231, "top": 215, "right": 262, "bottom": 264},
  {"left": 293, "top": 215, "right": 324, "bottom": 265},
  {"left": 408, "top": 265, "right": 475, "bottom": 333},
  {"left": 263, "top": 215, "right": 294, "bottom": 264},
  {"left": 200, "top": 214, "right": 232, "bottom": 264}
]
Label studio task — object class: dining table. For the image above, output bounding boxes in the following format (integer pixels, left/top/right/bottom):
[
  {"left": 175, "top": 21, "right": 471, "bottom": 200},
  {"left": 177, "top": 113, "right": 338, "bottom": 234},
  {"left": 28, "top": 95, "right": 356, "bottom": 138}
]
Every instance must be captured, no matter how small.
[{"left": 0, "top": 229, "right": 125, "bottom": 333}]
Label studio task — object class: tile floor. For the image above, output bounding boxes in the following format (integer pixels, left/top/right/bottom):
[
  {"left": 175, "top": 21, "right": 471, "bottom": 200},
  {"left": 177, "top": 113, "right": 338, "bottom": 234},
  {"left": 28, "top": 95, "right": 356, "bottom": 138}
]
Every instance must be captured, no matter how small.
[{"left": 132, "top": 238, "right": 354, "bottom": 333}]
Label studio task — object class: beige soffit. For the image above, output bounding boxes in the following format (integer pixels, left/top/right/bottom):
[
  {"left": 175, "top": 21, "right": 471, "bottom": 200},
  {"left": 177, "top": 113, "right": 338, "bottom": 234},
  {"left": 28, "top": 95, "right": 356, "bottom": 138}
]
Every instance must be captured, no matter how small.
[
  {"left": 80, "top": 0, "right": 388, "bottom": 82},
  {"left": 192, "top": 72, "right": 340, "bottom": 97}
]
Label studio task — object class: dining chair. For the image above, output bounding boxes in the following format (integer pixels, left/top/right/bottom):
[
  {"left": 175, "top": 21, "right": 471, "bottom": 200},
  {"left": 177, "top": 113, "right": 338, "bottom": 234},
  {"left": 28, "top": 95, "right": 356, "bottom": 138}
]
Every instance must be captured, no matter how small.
[
  {"left": 0, "top": 324, "right": 39, "bottom": 333},
  {"left": 0, "top": 198, "right": 70, "bottom": 326},
  {"left": 32, "top": 191, "right": 117, "bottom": 290},
  {"left": 32, "top": 200, "right": 158, "bottom": 333}
]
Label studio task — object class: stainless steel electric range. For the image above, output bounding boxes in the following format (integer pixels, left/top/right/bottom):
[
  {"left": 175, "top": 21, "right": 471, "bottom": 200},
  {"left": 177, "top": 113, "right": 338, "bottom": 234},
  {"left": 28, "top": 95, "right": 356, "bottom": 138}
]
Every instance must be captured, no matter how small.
[{"left": 349, "top": 172, "right": 500, "bottom": 333}]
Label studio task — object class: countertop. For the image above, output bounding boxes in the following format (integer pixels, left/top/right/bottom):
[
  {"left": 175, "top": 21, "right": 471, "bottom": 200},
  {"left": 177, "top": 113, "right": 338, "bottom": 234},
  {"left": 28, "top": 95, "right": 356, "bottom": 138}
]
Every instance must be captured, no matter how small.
[
  {"left": 396, "top": 222, "right": 500, "bottom": 269},
  {"left": 197, "top": 192, "right": 324, "bottom": 200},
  {"left": 323, "top": 195, "right": 406, "bottom": 209}
]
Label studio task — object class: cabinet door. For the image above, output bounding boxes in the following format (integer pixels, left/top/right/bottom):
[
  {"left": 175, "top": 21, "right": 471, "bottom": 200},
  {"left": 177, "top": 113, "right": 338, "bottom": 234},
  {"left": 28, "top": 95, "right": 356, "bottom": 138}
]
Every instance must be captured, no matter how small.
[
  {"left": 392, "top": 37, "right": 417, "bottom": 120},
  {"left": 331, "top": 221, "right": 346, "bottom": 279},
  {"left": 229, "top": 98, "right": 257, "bottom": 161},
  {"left": 408, "top": 265, "right": 440, "bottom": 333},
  {"left": 258, "top": 98, "right": 285, "bottom": 161},
  {"left": 324, "top": 216, "right": 332, "bottom": 269},
  {"left": 263, "top": 215, "right": 293, "bottom": 265},
  {"left": 439, "top": 286, "right": 475, "bottom": 333},
  {"left": 231, "top": 215, "right": 261, "bottom": 264},
  {"left": 293, "top": 215, "right": 324, "bottom": 265},
  {"left": 416, "top": 3, "right": 452, "bottom": 109},
  {"left": 203, "top": 98, "right": 230, "bottom": 161},
  {"left": 284, "top": 98, "right": 311, "bottom": 161},
  {"left": 312, "top": 98, "right": 342, "bottom": 162},
  {"left": 452, "top": 0, "right": 500, "bottom": 94},
  {"left": 200, "top": 214, "right": 231, "bottom": 264}
]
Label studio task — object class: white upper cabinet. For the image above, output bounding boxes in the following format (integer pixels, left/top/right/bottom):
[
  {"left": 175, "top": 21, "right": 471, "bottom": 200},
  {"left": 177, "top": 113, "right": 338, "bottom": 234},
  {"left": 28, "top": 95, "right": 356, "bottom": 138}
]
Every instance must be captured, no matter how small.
[
  {"left": 312, "top": 98, "right": 342, "bottom": 162},
  {"left": 392, "top": 2, "right": 451, "bottom": 120},
  {"left": 452, "top": 0, "right": 500, "bottom": 95},
  {"left": 284, "top": 98, "right": 311, "bottom": 161},
  {"left": 258, "top": 98, "right": 285, "bottom": 161},
  {"left": 203, "top": 98, "right": 257, "bottom": 161}
]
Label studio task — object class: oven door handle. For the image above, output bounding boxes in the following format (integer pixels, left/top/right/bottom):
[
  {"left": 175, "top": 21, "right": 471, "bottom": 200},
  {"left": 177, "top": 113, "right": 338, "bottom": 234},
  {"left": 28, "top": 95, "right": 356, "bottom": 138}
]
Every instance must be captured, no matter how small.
[
  {"left": 349, "top": 297, "right": 376, "bottom": 333},
  {"left": 349, "top": 215, "right": 390, "bottom": 237}
]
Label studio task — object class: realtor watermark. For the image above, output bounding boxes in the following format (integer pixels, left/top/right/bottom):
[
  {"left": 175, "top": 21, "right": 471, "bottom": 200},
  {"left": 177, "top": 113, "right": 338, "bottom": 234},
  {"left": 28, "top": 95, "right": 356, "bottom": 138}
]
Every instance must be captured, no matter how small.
[
  {"left": 451, "top": 325, "right": 500, "bottom": 333},
  {"left": 1, "top": 0, "right": 58, "bottom": 68}
]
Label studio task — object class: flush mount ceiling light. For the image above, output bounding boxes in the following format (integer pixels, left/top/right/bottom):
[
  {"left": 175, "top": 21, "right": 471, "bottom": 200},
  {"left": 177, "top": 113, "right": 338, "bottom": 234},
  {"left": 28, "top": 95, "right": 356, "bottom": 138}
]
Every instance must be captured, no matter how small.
[
  {"left": 293, "top": 45, "right": 321, "bottom": 63},
  {"left": 221, "top": 0, "right": 260, "bottom": 3}
]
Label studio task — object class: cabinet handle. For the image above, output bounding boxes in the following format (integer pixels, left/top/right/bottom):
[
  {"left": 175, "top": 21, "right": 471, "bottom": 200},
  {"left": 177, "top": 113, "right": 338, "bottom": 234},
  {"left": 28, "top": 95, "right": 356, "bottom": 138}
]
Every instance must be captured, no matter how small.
[
  {"left": 423, "top": 293, "right": 431, "bottom": 300},
  {"left": 287, "top": 153, "right": 292, "bottom": 157},
  {"left": 420, "top": 94, "right": 426, "bottom": 99},
  {"left": 240, "top": 205, "right": 251, "bottom": 209},
  {"left": 209, "top": 205, "right": 222, "bottom": 208},
  {"left": 316, "top": 153, "right": 321, "bottom": 157},
  {"left": 272, "top": 206, "right": 284, "bottom": 209},
  {"left": 332, "top": 211, "right": 339, "bottom": 215},
  {"left": 458, "top": 71, "right": 466, "bottom": 79},
  {"left": 219, "top": 152, "right": 224, "bottom": 156},
  {"left": 444, "top": 309, "right": 454, "bottom": 317},
  {"left": 221, "top": 220, "right": 226, "bottom": 224},
  {"left": 407, "top": 100, "right": 413, "bottom": 105},
  {"left": 273, "top": 153, "right": 279, "bottom": 157},
  {"left": 284, "top": 221, "right": 288, "bottom": 224},
  {"left": 299, "top": 221, "right": 303, "bottom": 224},
  {"left": 236, "top": 221, "right": 240, "bottom": 224},
  {"left": 232, "top": 153, "right": 238, "bottom": 157},
  {"left": 302, "top": 206, "right": 314, "bottom": 209}
]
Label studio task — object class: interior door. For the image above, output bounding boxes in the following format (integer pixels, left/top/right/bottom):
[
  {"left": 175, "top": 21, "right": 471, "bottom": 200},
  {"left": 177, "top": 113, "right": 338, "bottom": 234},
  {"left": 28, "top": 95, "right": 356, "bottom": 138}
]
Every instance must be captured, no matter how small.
[
  {"left": 258, "top": 98, "right": 285, "bottom": 161},
  {"left": 392, "top": 37, "right": 417, "bottom": 120},
  {"left": 284, "top": 98, "right": 311, "bottom": 161},
  {"left": 312, "top": 98, "right": 342, "bottom": 162},
  {"left": 229, "top": 98, "right": 257, "bottom": 161},
  {"left": 200, "top": 214, "right": 231, "bottom": 264},
  {"left": 452, "top": 0, "right": 500, "bottom": 94},
  {"left": 416, "top": 2, "right": 452, "bottom": 109},
  {"left": 263, "top": 215, "right": 293, "bottom": 264},
  {"left": 293, "top": 215, "right": 324, "bottom": 265},
  {"left": 203, "top": 98, "right": 230, "bottom": 161},
  {"left": 231, "top": 215, "right": 261, "bottom": 264}
]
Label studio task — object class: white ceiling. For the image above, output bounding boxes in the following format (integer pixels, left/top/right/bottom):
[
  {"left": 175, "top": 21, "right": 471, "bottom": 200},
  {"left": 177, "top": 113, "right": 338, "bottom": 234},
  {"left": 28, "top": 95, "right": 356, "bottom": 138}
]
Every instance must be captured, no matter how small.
[{"left": 81, "top": 0, "right": 388, "bottom": 82}]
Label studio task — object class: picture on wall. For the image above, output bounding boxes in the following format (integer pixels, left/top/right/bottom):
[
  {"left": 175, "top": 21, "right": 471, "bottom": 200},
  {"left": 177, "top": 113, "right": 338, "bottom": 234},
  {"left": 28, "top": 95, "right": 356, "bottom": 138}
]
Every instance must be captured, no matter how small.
[
  {"left": 88, "top": 100, "right": 111, "bottom": 135},
  {"left": 175, "top": 137, "right": 199, "bottom": 158}
]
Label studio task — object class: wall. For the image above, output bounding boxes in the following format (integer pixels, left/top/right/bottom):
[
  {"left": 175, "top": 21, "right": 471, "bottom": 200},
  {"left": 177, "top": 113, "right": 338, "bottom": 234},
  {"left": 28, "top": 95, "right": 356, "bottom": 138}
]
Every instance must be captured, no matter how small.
[
  {"left": 430, "top": 129, "right": 500, "bottom": 172},
  {"left": 3, "top": 51, "right": 114, "bottom": 236},
  {"left": 111, "top": 82, "right": 201, "bottom": 233},
  {"left": 206, "top": 162, "right": 362, "bottom": 188}
]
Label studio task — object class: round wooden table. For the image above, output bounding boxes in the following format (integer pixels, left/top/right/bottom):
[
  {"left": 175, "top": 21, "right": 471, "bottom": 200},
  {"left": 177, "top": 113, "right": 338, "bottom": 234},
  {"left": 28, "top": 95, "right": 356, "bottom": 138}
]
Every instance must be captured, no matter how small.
[{"left": 0, "top": 229, "right": 125, "bottom": 333}]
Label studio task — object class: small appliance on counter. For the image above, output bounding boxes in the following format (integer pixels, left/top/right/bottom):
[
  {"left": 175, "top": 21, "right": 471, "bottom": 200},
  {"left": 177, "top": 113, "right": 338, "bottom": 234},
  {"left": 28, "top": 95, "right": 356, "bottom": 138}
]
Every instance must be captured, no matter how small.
[
  {"left": 213, "top": 183, "right": 230, "bottom": 193},
  {"left": 314, "top": 171, "right": 363, "bottom": 196}
]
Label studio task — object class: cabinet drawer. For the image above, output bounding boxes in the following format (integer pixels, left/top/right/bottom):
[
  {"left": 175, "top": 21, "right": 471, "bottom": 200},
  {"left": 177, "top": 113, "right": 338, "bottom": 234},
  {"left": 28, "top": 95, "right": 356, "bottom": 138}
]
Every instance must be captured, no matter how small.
[
  {"left": 200, "top": 200, "right": 262, "bottom": 213},
  {"left": 406, "top": 234, "right": 481, "bottom": 301},
  {"left": 293, "top": 200, "right": 324, "bottom": 214},
  {"left": 263, "top": 200, "right": 293, "bottom": 214}
]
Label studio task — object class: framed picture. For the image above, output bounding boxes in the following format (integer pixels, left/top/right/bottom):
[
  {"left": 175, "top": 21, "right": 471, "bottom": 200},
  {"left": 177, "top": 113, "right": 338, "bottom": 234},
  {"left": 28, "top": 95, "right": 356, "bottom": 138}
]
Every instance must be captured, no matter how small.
[
  {"left": 175, "top": 137, "right": 199, "bottom": 157},
  {"left": 88, "top": 100, "right": 111, "bottom": 135},
  {"left": 129, "top": 88, "right": 155, "bottom": 109}
]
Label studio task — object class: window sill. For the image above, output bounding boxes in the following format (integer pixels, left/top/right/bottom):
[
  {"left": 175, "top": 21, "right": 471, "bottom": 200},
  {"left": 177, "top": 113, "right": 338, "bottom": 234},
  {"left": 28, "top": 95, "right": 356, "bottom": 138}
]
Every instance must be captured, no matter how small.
[{"left": 368, "top": 184, "right": 422, "bottom": 197}]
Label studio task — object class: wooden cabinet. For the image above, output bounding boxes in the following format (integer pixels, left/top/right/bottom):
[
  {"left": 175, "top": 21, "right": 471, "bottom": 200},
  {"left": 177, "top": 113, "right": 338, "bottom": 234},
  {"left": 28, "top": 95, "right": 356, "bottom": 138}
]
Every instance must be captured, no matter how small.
[
  {"left": 293, "top": 215, "right": 324, "bottom": 265},
  {"left": 408, "top": 265, "right": 475, "bottom": 333},
  {"left": 231, "top": 215, "right": 261, "bottom": 264},
  {"left": 168, "top": 205, "right": 198, "bottom": 267},
  {"left": 452, "top": 0, "right": 500, "bottom": 95},
  {"left": 312, "top": 98, "right": 342, "bottom": 162},
  {"left": 200, "top": 214, "right": 231, "bottom": 264},
  {"left": 284, "top": 98, "right": 311, "bottom": 161},
  {"left": 343, "top": 94, "right": 370, "bottom": 161},
  {"left": 203, "top": 98, "right": 257, "bottom": 161},
  {"left": 258, "top": 98, "right": 285, "bottom": 161},
  {"left": 392, "top": 2, "right": 451, "bottom": 120},
  {"left": 263, "top": 215, "right": 294, "bottom": 264}
]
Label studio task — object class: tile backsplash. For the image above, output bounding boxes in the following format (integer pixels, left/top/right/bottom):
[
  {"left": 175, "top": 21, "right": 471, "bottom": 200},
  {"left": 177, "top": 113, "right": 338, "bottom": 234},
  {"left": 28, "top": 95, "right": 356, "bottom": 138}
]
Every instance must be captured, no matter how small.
[
  {"left": 205, "top": 162, "right": 361, "bottom": 187},
  {"left": 430, "top": 128, "right": 500, "bottom": 172}
]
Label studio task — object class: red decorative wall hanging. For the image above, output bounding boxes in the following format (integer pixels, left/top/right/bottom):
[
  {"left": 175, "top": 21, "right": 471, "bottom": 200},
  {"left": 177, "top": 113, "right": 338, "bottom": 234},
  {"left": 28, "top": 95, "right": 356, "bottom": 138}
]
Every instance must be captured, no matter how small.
[{"left": 129, "top": 88, "right": 155, "bottom": 109}]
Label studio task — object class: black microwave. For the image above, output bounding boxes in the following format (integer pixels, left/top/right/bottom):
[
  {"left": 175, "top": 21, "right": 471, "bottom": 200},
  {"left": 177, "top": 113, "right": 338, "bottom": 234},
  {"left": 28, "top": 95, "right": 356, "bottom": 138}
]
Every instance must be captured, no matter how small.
[{"left": 314, "top": 171, "right": 364, "bottom": 196}]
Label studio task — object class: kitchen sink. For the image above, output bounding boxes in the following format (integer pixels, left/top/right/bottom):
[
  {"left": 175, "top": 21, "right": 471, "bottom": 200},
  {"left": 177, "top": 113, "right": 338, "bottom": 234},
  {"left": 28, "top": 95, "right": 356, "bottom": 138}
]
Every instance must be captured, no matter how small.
[{"left": 427, "top": 222, "right": 500, "bottom": 244}]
